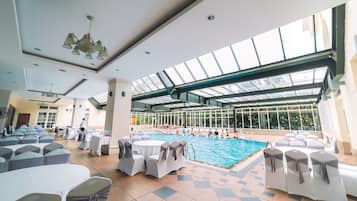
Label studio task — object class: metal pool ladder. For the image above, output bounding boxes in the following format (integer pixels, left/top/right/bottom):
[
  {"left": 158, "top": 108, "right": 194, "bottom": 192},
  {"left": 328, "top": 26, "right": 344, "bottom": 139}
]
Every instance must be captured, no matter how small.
[{"left": 185, "top": 143, "right": 196, "bottom": 160}]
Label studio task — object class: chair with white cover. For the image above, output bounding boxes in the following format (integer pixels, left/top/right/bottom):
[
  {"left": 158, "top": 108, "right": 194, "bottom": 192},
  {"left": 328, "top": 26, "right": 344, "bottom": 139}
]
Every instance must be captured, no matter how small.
[
  {"left": 39, "top": 135, "right": 54, "bottom": 143},
  {"left": 167, "top": 141, "right": 181, "bottom": 172},
  {"left": 263, "top": 147, "right": 287, "bottom": 191},
  {"left": 67, "top": 176, "right": 112, "bottom": 201},
  {"left": 0, "top": 157, "right": 6, "bottom": 173},
  {"left": 288, "top": 139, "right": 306, "bottom": 148},
  {"left": 0, "top": 147, "right": 13, "bottom": 160},
  {"left": 20, "top": 135, "right": 38, "bottom": 144},
  {"left": 176, "top": 141, "right": 187, "bottom": 169},
  {"left": 43, "top": 142, "right": 64, "bottom": 155},
  {"left": 285, "top": 149, "right": 314, "bottom": 199},
  {"left": 142, "top": 135, "right": 150, "bottom": 140},
  {"left": 8, "top": 152, "right": 44, "bottom": 170},
  {"left": 117, "top": 141, "right": 145, "bottom": 176},
  {"left": 17, "top": 193, "right": 61, "bottom": 201},
  {"left": 0, "top": 137, "right": 19, "bottom": 146},
  {"left": 146, "top": 142, "right": 170, "bottom": 178},
  {"left": 306, "top": 140, "right": 324, "bottom": 150},
  {"left": 274, "top": 138, "right": 289, "bottom": 147},
  {"left": 15, "top": 145, "right": 41, "bottom": 155},
  {"left": 79, "top": 130, "right": 91, "bottom": 150},
  {"left": 44, "top": 149, "right": 70, "bottom": 165},
  {"left": 12, "top": 131, "right": 25, "bottom": 137},
  {"left": 310, "top": 151, "right": 347, "bottom": 201},
  {"left": 339, "top": 163, "right": 357, "bottom": 197}
]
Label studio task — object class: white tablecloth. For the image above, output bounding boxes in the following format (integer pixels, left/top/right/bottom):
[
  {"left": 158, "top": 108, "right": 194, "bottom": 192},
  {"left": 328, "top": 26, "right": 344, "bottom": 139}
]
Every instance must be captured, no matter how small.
[
  {"left": 133, "top": 140, "right": 165, "bottom": 159},
  {"left": 0, "top": 164, "right": 90, "bottom": 201},
  {"left": 89, "top": 135, "right": 111, "bottom": 156}
]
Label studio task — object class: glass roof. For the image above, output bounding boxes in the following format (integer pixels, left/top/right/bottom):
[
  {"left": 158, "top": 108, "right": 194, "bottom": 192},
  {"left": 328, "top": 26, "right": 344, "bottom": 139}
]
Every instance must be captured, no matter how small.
[
  {"left": 92, "top": 92, "right": 107, "bottom": 104},
  {"left": 233, "top": 98, "right": 317, "bottom": 107},
  {"left": 163, "top": 9, "right": 332, "bottom": 86},
  {"left": 191, "top": 67, "right": 327, "bottom": 98},
  {"left": 132, "top": 74, "right": 165, "bottom": 95},
  {"left": 164, "top": 102, "right": 201, "bottom": 109},
  {"left": 137, "top": 95, "right": 178, "bottom": 105}
]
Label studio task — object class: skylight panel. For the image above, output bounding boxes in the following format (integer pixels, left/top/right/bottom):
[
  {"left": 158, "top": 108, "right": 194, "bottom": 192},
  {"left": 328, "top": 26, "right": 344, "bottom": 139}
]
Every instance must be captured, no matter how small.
[
  {"left": 231, "top": 39, "right": 260, "bottom": 70},
  {"left": 313, "top": 67, "right": 327, "bottom": 83},
  {"left": 251, "top": 78, "right": 275, "bottom": 90},
  {"left": 213, "top": 46, "right": 238, "bottom": 74},
  {"left": 211, "top": 86, "right": 231, "bottom": 95},
  {"left": 132, "top": 81, "right": 144, "bottom": 93},
  {"left": 295, "top": 89, "right": 314, "bottom": 96},
  {"left": 198, "top": 53, "right": 222, "bottom": 77},
  {"left": 185, "top": 59, "right": 207, "bottom": 81},
  {"left": 93, "top": 92, "right": 107, "bottom": 104},
  {"left": 224, "top": 84, "right": 244, "bottom": 93},
  {"left": 149, "top": 74, "right": 164, "bottom": 89},
  {"left": 191, "top": 90, "right": 211, "bottom": 97},
  {"left": 165, "top": 67, "right": 184, "bottom": 85},
  {"left": 269, "top": 74, "right": 292, "bottom": 88},
  {"left": 237, "top": 81, "right": 258, "bottom": 92},
  {"left": 142, "top": 76, "right": 157, "bottom": 91},
  {"left": 315, "top": 9, "right": 332, "bottom": 51},
  {"left": 290, "top": 69, "right": 314, "bottom": 85},
  {"left": 136, "top": 79, "right": 150, "bottom": 92},
  {"left": 280, "top": 16, "right": 315, "bottom": 59},
  {"left": 253, "top": 29, "right": 284, "bottom": 65},
  {"left": 175, "top": 63, "right": 194, "bottom": 83}
]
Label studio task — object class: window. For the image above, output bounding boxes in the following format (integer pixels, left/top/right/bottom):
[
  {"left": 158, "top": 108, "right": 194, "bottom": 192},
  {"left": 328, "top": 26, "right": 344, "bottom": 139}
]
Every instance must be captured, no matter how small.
[
  {"left": 186, "top": 59, "right": 207, "bottom": 80},
  {"left": 213, "top": 46, "right": 238, "bottom": 74},
  {"left": 259, "top": 109, "right": 269, "bottom": 129},
  {"left": 37, "top": 107, "right": 57, "bottom": 129},
  {"left": 198, "top": 53, "right": 222, "bottom": 77},
  {"left": 289, "top": 111, "right": 301, "bottom": 130},
  {"left": 231, "top": 39, "right": 260, "bottom": 70},
  {"left": 279, "top": 110, "right": 289, "bottom": 130},
  {"left": 268, "top": 109, "right": 279, "bottom": 129},
  {"left": 251, "top": 110, "right": 259, "bottom": 128},
  {"left": 253, "top": 29, "right": 284, "bottom": 65}
]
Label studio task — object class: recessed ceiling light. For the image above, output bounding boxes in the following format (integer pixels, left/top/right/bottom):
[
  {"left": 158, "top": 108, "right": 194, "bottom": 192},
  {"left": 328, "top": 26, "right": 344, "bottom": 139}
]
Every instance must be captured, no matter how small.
[
  {"left": 207, "top": 15, "right": 215, "bottom": 21},
  {"left": 90, "top": 63, "right": 95, "bottom": 66},
  {"left": 145, "top": 51, "right": 151, "bottom": 55},
  {"left": 34, "top": 48, "right": 42, "bottom": 51},
  {"left": 59, "top": 69, "right": 66, "bottom": 72},
  {"left": 32, "top": 63, "right": 39, "bottom": 66},
  {"left": 115, "top": 69, "right": 120, "bottom": 72},
  {"left": 7, "top": 72, "right": 12, "bottom": 74},
  {"left": 82, "top": 73, "right": 86, "bottom": 76}
]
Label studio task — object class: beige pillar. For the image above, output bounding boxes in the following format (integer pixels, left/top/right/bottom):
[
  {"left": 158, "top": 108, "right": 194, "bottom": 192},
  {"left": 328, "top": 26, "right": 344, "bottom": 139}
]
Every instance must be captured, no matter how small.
[
  {"left": 104, "top": 79, "right": 132, "bottom": 150},
  {"left": 71, "top": 99, "right": 87, "bottom": 128},
  {"left": 0, "top": 89, "right": 11, "bottom": 130}
]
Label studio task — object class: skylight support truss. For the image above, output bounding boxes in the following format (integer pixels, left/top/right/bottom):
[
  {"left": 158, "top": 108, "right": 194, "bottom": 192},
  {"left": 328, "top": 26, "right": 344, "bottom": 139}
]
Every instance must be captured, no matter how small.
[{"left": 225, "top": 95, "right": 319, "bottom": 106}]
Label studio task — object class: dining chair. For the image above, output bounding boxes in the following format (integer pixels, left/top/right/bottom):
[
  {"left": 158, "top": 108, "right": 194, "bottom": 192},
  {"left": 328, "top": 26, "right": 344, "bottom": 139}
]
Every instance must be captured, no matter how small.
[{"left": 66, "top": 176, "right": 112, "bottom": 201}]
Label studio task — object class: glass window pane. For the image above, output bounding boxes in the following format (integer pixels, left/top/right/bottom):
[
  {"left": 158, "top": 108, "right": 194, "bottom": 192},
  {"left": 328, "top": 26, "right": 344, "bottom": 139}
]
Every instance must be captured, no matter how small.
[
  {"left": 186, "top": 58, "right": 207, "bottom": 80},
  {"left": 269, "top": 74, "right": 292, "bottom": 88},
  {"left": 142, "top": 76, "right": 157, "bottom": 91},
  {"left": 315, "top": 9, "right": 332, "bottom": 51},
  {"left": 289, "top": 111, "right": 301, "bottom": 130},
  {"left": 253, "top": 29, "right": 284, "bottom": 65},
  {"left": 281, "top": 16, "right": 315, "bottom": 58},
  {"left": 279, "top": 111, "right": 289, "bottom": 130},
  {"left": 231, "top": 39, "right": 260, "bottom": 70},
  {"left": 259, "top": 110, "right": 269, "bottom": 129},
  {"left": 251, "top": 112, "right": 259, "bottom": 128},
  {"left": 251, "top": 78, "right": 275, "bottom": 90},
  {"left": 213, "top": 46, "right": 238, "bottom": 74},
  {"left": 224, "top": 84, "right": 244, "bottom": 93},
  {"left": 175, "top": 63, "right": 194, "bottom": 83},
  {"left": 237, "top": 81, "right": 257, "bottom": 92},
  {"left": 269, "top": 111, "right": 279, "bottom": 129},
  {"left": 314, "top": 67, "right": 327, "bottom": 83},
  {"left": 291, "top": 69, "right": 314, "bottom": 85},
  {"left": 149, "top": 74, "right": 164, "bottom": 89},
  {"left": 133, "top": 81, "right": 144, "bottom": 93},
  {"left": 165, "top": 67, "right": 184, "bottom": 85},
  {"left": 301, "top": 111, "right": 314, "bottom": 130},
  {"left": 243, "top": 111, "right": 250, "bottom": 128},
  {"left": 198, "top": 53, "right": 222, "bottom": 77},
  {"left": 136, "top": 79, "right": 150, "bottom": 92}
]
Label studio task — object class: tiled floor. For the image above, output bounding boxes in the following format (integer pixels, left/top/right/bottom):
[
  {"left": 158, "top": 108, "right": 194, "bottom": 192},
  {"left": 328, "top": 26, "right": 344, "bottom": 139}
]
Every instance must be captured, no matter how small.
[{"left": 56, "top": 136, "right": 357, "bottom": 201}]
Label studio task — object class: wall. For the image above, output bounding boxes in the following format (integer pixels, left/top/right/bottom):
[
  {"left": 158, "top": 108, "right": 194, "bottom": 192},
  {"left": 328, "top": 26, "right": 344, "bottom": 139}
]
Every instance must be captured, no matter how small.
[
  {"left": 0, "top": 89, "right": 11, "bottom": 129},
  {"left": 56, "top": 104, "right": 73, "bottom": 127},
  {"left": 8, "top": 93, "right": 41, "bottom": 126}
]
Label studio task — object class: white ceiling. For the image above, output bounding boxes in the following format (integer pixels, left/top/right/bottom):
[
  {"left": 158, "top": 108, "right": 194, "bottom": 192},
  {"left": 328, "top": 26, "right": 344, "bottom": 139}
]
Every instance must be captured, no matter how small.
[{"left": 0, "top": 0, "right": 349, "bottom": 105}]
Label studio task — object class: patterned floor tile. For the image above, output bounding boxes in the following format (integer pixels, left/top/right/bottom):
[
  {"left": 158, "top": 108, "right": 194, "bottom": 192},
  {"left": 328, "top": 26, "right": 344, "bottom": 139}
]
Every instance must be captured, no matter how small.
[
  {"left": 214, "top": 188, "right": 236, "bottom": 198},
  {"left": 240, "top": 198, "right": 261, "bottom": 201},
  {"left": 153, "top": 187, "right": 176, "bottom": 199},
  {"left": 288, "top": 194, "right": 302, "bottom": 201},
  {"left": 177, "top": 175, "right": 192, "bottom": 181},
  {"left": 194, "top": 180, "right": 211, "bottom": 188}
]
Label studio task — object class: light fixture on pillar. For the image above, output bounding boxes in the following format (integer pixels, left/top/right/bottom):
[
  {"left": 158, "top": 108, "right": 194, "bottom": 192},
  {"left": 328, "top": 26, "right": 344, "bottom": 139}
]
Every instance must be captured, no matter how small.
[{"left": 63, "top": 15, "right": 108, "bottom": 60}]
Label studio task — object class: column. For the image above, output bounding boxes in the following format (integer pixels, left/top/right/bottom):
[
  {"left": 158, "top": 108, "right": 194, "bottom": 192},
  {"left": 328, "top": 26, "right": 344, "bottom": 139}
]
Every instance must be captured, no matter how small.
[
  {"left": 104, "top": 79, "right": 132, "bottom": 150},
  {"left": 0, "top": 89, "right": 11, "bottom": 130},
  {"left": 71, "top": 98, "right": 87, "bottom": 128}
]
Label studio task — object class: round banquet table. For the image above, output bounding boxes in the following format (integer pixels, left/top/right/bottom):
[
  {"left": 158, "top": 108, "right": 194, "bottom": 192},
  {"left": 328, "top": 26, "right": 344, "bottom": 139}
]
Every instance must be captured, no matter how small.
[
  {"left": 133, "top": 140, "right": 165, "bottom": 159},
  {"left": 0, "top": 164, "right": 90, "bottom": 201}
]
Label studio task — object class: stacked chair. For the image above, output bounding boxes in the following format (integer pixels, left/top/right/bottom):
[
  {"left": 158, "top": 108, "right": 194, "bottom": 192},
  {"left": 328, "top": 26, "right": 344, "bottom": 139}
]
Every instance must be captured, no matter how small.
[{"left": 263, "top": 147, "right": 348, "bottom": 200}]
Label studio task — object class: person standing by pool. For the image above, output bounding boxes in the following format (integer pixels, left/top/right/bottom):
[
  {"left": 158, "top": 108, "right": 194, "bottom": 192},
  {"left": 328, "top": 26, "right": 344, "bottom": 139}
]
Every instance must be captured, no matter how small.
[
  {"left": 208, "top": 129, "right": 213, "bottom": 137},
  {"left": 214, "top": 128, "right": 219, "bottom": 138}
]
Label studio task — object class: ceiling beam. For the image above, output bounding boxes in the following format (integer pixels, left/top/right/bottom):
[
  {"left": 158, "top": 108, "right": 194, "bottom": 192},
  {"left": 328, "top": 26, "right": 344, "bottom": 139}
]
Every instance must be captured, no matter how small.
[
  {"left": 225, "top": 95, "right": 319, "bottom": 106},
  {"left": 150, "top": 100, "right": 183, "bottom": 107},
  {"left": 175, "top": 50, "right": 335, "bottom": 93},
  {"left": 207, "top": 83, "right": 322, "bottom": 100},
  {"left": 132, "top": 89, "right": 168, "bottom": 101},
  {"left": 234, "top": 101, "right": 316, "bottom": 109},
  {"left": 332, "top": 4, "right": 345, "bottom": 78}
]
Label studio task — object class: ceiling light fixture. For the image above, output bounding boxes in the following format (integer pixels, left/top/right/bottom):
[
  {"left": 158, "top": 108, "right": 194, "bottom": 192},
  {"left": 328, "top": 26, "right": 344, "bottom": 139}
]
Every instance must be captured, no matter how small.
[
  {"left": 32, "top": 63, "right": 39, "bottom": 66},
  {"left": 42, "top": 83, "right": 58, "bottom": 98},
  {"left": 115, "top": 69, "right": 120, "bottom": 72},
  {"left": 63, "top": 15, "right": 108, "bottom": 60},
  {"left": 145, "top": 51, "right": 151, "bottom": 55},
  {"left": 207, "top": 15, "right": 215, "bottom": 21},
  {"left": 34, "top": 48, "right": 42, "bottom": 51},
  {"left": 58, "top": 69, "right": 66, "bottom": 72}
]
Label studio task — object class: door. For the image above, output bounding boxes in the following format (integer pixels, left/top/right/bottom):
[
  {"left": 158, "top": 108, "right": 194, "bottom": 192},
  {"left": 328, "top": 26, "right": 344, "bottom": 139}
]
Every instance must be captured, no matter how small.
[{"left": 16, "top": 113, "right": 30, "bottom": 128}]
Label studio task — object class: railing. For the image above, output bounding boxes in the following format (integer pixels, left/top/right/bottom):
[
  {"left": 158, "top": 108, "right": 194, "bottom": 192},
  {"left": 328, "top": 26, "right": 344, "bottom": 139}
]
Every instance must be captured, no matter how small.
[{"left": 185, "top": 142, "right": 196, "bottom": 160}]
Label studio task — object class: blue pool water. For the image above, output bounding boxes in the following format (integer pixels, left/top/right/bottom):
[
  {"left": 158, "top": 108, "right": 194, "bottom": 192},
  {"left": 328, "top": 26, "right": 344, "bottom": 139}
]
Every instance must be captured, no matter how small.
[{"left": 143, "top": 132, "right": 266, "bottom": 168}]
